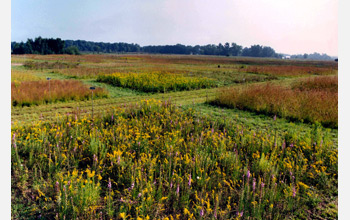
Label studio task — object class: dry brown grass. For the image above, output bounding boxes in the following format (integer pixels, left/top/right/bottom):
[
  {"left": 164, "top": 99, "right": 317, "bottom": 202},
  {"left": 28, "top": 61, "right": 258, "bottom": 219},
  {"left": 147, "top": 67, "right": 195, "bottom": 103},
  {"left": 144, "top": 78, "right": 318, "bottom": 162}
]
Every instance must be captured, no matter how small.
[
  {"left": 244, "top": 65, "right": 337, "bottom": 77},
  {"left": 213, "top": 82, "right": 337, "bottom": 128},
  {"left": 292, "top": 75, "right": 338, "bottom": 92},
  {"left": 55, "top": 67, "right": 124, "bottom": 78},
  {"left": 12, "top": 80, "right": 108, "bottom": 106}
]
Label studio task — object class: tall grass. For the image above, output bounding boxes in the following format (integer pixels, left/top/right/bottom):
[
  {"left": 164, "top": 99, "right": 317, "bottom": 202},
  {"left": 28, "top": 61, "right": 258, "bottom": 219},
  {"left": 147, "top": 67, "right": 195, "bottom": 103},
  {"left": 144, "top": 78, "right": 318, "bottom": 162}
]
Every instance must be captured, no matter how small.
[
  {"left": 97, "top": 72, "right": 216, "bottom": 93},
  {"left": 11, "top": 80, "right": 108, "bottom": 107},
  {"left": 292, "top": 75, "right": 338, "bottom": 92},
  {"left": 11, "top": 69, "right": 44, "bottom": 82},
  {"left": 24, "top": 61, "right": 79, "bottom": 70},
  {"left": 55, "top": 67, "right": 124, "bottom": 78},
  {"left": 211, "top": 81, "right": 338, "bottom": 128},
  {"left": 11, "top": 99, "right": 337, "bottom": 219},
  {"left": 244, "top": 65, "right": 337, "bottom": 77}
]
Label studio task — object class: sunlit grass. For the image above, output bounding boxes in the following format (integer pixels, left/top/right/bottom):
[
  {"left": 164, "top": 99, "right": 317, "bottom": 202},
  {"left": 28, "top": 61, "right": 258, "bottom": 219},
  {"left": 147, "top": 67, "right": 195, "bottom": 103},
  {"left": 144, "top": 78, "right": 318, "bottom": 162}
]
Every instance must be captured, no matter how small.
[
  {"left": 11, "top": 69, "right": 44, "bottom": 82},
  {"left": 292, "top": 75, "right": 338, "bottom": 92},
  {"left": 11, "top": 54, "right": 338, "bottom": 219},
  {"left": 244, "top": 65, "right": 337, "bottom": 77},
  {"left": 12, "top": 80, "right": 108, "bottom": 107},
  {"left": 97, "top": 72, "right": 216, "bottom": 93},
  {"left": 11, "top": 99, "right": 337, "bottom": 219},
  {"left": 211, "top": 81, "right": 338, "bottom": 128}
]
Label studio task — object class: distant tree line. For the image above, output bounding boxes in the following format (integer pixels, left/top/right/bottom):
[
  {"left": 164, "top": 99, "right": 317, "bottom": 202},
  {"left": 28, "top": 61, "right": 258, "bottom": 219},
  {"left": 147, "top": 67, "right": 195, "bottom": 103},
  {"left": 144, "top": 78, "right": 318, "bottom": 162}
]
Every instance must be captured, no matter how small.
[
  {"left": 11, "top": 37, "right": 80, "bottom": 55},
  {"left": 11, "top": 37, "right": 336, "bottom": 60},
  {"left": 11, "top": 37, "right": 281, "bottom": 58},
  {"left": 289, "top": 52, "right": 335, "bottom": 61},
  {"left": 65, "top": 40, "right": 281, "bottom": 58},
  {"left": 64, "top": 40, "right": 141, "bottom": 54}
]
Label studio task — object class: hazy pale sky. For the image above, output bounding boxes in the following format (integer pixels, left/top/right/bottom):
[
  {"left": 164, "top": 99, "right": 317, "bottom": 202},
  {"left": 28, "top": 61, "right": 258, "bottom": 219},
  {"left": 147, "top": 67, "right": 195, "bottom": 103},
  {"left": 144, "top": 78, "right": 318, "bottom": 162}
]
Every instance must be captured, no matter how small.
[{"left": 11, "top": 0, "right": 338, "bottom": 56}]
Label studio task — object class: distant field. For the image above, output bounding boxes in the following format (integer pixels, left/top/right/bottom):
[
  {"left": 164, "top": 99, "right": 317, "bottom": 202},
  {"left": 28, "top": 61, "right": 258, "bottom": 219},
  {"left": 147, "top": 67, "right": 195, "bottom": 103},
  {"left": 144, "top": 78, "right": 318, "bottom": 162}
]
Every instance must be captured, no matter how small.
[
  {"left": 244, "top": 65, "right": 336, "bottom": 77},
  {"left": 11, "top": 54, "right": 338, "bottom": 219}
]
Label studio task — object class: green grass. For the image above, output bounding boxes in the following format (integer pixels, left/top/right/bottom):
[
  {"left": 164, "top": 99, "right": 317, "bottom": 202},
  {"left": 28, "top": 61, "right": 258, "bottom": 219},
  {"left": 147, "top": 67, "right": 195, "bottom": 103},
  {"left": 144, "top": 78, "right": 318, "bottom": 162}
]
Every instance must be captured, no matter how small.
[
  {"left": 82, "top": 79, "right": 147, "bottom": 98},
  {"left": 186, "top": 103, "right": 338, "bottom": 145},
  {"left": 11, "top": 85, "right": 220, "bottom": 125}
]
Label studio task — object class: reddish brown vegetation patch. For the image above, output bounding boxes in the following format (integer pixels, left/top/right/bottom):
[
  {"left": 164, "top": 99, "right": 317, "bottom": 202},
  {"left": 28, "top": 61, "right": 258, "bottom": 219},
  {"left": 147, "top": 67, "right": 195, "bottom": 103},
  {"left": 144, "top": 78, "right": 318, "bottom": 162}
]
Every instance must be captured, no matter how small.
[
  {"left": 212, "top": 80, "right": 337, "bottom": 128},
  {"left": 245, "top": 65, "right": 337, "bottom": 77},
  {"left": 292, "top": 75, "right": 338, "bottom": 92},
  {"left": 12, "top": 80, "right": 107, "bottom": 107}
]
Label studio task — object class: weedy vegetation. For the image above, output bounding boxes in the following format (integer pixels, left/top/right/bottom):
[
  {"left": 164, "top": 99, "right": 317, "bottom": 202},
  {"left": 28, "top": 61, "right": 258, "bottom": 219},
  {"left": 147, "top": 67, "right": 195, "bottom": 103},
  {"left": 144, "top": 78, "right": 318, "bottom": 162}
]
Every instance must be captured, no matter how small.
[
  {"left": 11, "top": 99, "right": 337, "bottom": 219},
  {"left": 97, "top": 72, "right": 215, "bottom": 93},
  {"left": 244, "top": 65, "right": 337, "bottom": 77},
  {"left": 11, "top": 80, "right": 108, "bottom": 107},
  {"left": 11, "top": 54, "right": 338, "bottom": 219},
  {"left": 211, "top": 76, "right": 338, "bottom": 128}
]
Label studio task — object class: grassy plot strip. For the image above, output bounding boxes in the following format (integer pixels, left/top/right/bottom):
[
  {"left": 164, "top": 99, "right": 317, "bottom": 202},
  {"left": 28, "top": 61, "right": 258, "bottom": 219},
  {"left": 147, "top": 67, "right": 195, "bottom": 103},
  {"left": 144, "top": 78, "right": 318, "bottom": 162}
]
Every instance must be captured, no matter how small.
[
  {"left": 97, "top": 72, "right": 216, "bottom": 93},
  {"left": 211, "top": 76, "right": 338, "bottom": 128},
  {"left": 244, "top": 65, "right": 337, "bottom": 77},
  {"left": 291, "top": 75, "right": 338, "bottom": 92},
  {"left": 11, "top": 80, "right": 108, "bottom": 107}
]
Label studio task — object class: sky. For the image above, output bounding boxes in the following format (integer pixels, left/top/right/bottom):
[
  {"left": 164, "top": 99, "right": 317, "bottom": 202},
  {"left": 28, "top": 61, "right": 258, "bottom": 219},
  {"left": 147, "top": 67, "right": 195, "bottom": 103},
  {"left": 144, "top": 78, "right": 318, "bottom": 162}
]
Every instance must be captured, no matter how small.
[{"left": 11, "top": 0, "right": 338, "bottom": 56}]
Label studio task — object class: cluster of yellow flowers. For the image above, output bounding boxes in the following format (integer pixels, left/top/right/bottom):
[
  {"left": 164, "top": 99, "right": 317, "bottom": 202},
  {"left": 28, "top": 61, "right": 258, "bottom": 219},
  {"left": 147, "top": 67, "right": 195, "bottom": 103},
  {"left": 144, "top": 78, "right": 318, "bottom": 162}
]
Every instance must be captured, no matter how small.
[
  {"left": 11, "top": 99, "right": 337, "bottom": 219},
  {"left": 97, "top": 72, "right": 215, "bottom": 93}
]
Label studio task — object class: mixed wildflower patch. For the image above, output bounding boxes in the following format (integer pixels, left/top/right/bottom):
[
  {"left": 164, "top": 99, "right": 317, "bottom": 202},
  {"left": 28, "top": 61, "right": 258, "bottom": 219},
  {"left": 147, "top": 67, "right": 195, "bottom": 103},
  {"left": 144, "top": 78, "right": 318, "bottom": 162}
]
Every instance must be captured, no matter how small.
[
  {"left": 97, "top": 72, "right": 216, "bottom": 93},
  {"left": 11, "top": 99, "right": 337, "bottom": 219}
]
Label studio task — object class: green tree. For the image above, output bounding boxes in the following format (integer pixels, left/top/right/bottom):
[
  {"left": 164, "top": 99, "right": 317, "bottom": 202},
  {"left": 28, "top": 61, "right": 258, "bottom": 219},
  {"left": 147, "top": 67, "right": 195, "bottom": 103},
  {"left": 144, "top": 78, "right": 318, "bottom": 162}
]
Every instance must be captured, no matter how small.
[{"left": 64, "top": 46, "right": 81, "bottom": 55}]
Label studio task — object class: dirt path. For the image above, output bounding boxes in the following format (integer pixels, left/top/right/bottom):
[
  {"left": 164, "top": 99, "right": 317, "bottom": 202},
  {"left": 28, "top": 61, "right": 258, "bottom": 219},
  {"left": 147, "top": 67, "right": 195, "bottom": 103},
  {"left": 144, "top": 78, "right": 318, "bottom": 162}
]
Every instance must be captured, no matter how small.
[{"left": 11, "top": 63, "right": 24, "bottom": 66}]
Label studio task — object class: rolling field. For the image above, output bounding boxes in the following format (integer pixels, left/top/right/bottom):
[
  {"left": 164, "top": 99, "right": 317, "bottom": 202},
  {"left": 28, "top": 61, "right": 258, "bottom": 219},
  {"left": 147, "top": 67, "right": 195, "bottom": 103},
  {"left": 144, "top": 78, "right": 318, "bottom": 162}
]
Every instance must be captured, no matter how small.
[{"left": 11, "top": 54, "right": 338, "bottom": 219}]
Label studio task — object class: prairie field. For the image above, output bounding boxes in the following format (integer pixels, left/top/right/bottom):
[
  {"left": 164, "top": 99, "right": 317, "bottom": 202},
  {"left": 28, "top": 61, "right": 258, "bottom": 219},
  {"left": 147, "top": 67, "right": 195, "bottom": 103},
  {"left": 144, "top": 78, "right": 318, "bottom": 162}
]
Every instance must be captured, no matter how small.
[{"left": 11, "top": 54, "right": 338, "bottom": 219}]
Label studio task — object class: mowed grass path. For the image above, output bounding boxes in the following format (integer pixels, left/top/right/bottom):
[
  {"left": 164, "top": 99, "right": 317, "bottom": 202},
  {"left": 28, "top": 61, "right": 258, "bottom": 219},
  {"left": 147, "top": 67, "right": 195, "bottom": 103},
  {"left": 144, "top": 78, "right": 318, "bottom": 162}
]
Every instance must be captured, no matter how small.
[
  {"left": 10, "top": 76, "right": 293, "bottom": 125},
  {"left": 11, "top": 86, "right": 219, "bottom": 124},
  {"left": 11, "top": 80, "right": 338, "bottom": 145}
]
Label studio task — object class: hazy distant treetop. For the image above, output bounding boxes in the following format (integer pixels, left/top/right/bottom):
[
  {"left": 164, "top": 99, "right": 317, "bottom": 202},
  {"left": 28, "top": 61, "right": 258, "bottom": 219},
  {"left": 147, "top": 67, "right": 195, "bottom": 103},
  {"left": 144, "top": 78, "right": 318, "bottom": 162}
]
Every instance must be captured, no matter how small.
[{"left": 12, "top": 37, "right": 335, "bottom": 60}]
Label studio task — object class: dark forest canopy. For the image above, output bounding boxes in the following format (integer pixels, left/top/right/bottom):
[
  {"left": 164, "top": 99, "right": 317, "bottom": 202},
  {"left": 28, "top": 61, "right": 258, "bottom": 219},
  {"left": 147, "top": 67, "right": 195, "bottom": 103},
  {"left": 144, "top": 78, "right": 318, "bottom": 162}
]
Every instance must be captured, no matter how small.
[
  {"left": 11, "top": 37, "right": 335, "bottom": 60},
  {"left": 11, "top": 37, "right": 80, "bottom": 55}
]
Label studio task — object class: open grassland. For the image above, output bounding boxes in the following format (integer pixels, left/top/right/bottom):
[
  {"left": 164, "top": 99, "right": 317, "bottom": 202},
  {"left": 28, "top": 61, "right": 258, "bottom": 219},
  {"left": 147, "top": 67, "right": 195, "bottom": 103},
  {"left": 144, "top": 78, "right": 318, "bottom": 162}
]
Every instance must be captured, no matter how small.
[
  {"left": 11, "top": 54, "right": 337, "bottom": 84},
  {"left": 211, "top": 76, "right": 338, "bottom": 128},
  {"left": 11, "top": 54, "right": 338, "bottom": 219},
  {"left": 11, "top": 80, "right": 108, "bottom": 107},
  {"left": 12, "top": 99, "right": 337, "bottom": 219}
]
